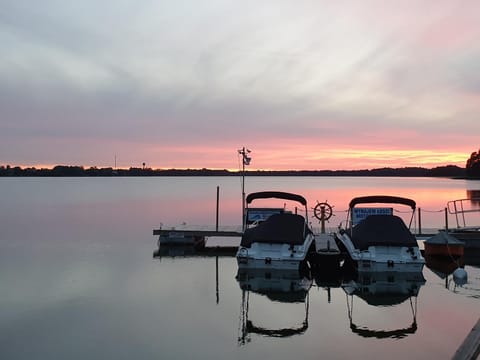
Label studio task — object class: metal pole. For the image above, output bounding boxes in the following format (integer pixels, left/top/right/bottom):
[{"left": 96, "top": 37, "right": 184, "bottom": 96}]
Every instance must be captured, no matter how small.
[
  {"left": 445, "top": 207, "right": 449, "bottom": 231},
  {"left": 242, "top": 153, "right": 245, "bottom": 231},
  {"left": 238, "top": 146, "right": 251, "bottom": 232},
  {"left": 418, "top": 208, "right": 422, "bottom": 235}
]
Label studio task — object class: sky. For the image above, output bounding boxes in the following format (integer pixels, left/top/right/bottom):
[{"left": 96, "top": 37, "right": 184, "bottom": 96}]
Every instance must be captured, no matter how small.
[{"left": 1, "top": 0, "right": 479, "bottom": 171}]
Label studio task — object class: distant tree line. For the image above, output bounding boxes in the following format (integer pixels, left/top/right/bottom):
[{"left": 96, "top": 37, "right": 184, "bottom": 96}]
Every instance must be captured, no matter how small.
[{"left": 0, "top": 164, "right": 467, "bottom": 177}]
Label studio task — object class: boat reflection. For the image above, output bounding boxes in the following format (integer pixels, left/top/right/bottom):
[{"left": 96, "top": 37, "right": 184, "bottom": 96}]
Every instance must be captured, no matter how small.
[
  {"left": 313, "top": 265, "right": 344, "bottom": 303},
  {"left": 425, "top": 254, "right": 464, "bottom": 279},
  {"left": 236, "top": 267, "right": 312, "bottom": 345},
  {"left": 342, "top": 271, "right": 426, "bottom": 339}
]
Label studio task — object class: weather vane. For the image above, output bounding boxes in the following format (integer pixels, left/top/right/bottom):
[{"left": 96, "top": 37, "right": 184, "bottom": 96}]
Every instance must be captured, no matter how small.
[
  {"left": 238, "top": 147, "right": 252, "bottom": 231},
  {"left": 238, "top": 147, "right": 251, "bottom": 166}
]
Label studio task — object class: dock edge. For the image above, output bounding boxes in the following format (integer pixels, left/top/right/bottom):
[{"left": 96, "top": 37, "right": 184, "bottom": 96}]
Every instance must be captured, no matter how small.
[{"left": 452, "top": 317, "right": 480, "bottom": 360}]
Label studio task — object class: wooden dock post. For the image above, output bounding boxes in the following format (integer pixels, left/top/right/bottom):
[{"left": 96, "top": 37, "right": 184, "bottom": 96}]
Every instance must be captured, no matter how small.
[
  {"left": 418, "top": 207, "right": 422, "bottom": 235},
  {"left": 320, "top": 205, "right": 326, "bottom": 234},
  {"left": 445, "top": 207, "right": 449, "bottom": 231},
  {"left": 216, "top": 255, "right": 219, "bottom": 304},
  {"left": 452, "top": 318, "right": 480, "bottom": 360}
]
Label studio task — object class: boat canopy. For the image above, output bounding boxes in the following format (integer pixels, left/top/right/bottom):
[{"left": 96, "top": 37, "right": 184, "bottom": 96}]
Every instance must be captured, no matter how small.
[
  {"left": 351, "top": 215, "right": 417, "bottom": 250},
  {"left": 246, "top": 191, "right": 307, "bottom": 206},
  {"left": 349, "top": 195, "right": 416, "bottom": 210},
  {"left": 240, "top": 213, "right": 310, "bottom": 247},
  {"left": 425, "top": 231, "right": 464, "bottom": 245}
]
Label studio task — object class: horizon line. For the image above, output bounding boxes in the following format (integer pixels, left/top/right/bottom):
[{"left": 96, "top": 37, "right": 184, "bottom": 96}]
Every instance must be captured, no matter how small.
[{"left": 0, "top": 163, "right": 465, "bottom": 172}]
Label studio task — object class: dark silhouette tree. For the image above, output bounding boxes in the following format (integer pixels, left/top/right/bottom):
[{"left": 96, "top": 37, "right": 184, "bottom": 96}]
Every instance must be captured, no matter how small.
[{"left": 466, "top": 149, "right": 480, "bottom": 178}]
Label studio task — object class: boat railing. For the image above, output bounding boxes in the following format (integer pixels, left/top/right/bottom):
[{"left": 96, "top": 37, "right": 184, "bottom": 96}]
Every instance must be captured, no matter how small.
[{"left": 447, "top": 198, "right": 480, "bottom": 229}]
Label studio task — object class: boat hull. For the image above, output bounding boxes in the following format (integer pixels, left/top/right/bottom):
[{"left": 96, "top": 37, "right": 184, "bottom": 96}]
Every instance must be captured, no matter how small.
[
  {"left": 336, "top": 233, "right": 425, "bottom": 273},
  {"left": 236, "top": 237, "right": 313, "bottom": 270},
  {"left": 355, "top": 258, "right": 425, "bottom": 273},
  {"left": 425, "top": 254, "right": 464, "bottom": 276},
  {"left": 237, "top": 257, "right": 305, "bottom": 270},
  {"left": 424, "top": 242, "right": 464, "bottom": 257}
]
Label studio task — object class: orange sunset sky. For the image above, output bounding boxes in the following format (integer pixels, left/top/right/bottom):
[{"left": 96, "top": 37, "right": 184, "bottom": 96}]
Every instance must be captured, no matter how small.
[{"left": 1, "top": 1, "right": 479, "bottom": 171}]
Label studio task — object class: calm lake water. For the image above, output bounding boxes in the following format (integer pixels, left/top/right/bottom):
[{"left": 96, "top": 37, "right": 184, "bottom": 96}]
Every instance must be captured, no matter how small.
[{"left": 1, "top": 176, "right": 480, "bottom": 359}]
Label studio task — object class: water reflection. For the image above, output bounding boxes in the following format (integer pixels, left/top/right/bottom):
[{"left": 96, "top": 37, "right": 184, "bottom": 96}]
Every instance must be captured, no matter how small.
[
  {"left": 151, "top": 240, "right": 479, "bottom": 352},
  {"left": 236, "top": 268, "right": 312, "bottom": 345},
  {"left": 426, "top": 255, "right": 480, "bottom": 298},
  {"left": 466, "top": 189, "right": 480, "bottom": 206},
  {"left": 153, "top": 244, "right": 237, "bottom": 259},
  {"left": 342, "top": 271, "right": 426, "bottom": 339},
  {"left": 425, "top": 255, "right": 463, "bottom": 280},
  {"left": 313, "top": 264, "right": 344, "bottom": 303}
]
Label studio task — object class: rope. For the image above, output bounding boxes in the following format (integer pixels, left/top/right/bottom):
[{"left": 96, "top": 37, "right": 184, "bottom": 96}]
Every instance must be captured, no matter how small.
[
  {"left": 409, "top": 296, "right": 418, "bottom": 324},
  {"left": 443, "top": 235, "right": 463, "bottom": 269}
]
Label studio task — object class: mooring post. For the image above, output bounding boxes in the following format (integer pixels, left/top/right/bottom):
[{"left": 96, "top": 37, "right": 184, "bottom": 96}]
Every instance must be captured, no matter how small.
[
  {"left": 418, "top": 208, "right": 422, "bottom": 235},
  {"left": 445, "top": 207, "right": 449, "bottom": 231},
  {"left": 216, "top": 186, "right": 220, "bottom": 232},
  {"left": 321, "top": 206, "right": 326, "bottom": 234}
]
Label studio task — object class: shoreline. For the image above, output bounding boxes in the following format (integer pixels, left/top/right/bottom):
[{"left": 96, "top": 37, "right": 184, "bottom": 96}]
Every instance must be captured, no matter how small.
[{"left": 0, "top": 164, "right": 475, "bottom": 178}]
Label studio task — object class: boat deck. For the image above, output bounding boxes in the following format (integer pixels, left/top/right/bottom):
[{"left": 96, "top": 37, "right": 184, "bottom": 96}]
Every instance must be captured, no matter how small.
[{"left": 314, "top": 233, "right": 340, "bottom": 255}]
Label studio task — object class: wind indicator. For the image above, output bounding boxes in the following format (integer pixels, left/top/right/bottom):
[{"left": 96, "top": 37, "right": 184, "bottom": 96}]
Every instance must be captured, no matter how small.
[
  {"left": 238, "top": 147, "right": 252, "bottom": 231},
  {"left": 239, "top": 147, "right": 251, "bottom": 166}
]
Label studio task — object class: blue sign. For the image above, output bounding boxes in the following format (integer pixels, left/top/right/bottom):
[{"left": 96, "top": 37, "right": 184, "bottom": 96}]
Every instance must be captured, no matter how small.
[{"left": 352, "top": 207, "right": 393, "bottom": 225}]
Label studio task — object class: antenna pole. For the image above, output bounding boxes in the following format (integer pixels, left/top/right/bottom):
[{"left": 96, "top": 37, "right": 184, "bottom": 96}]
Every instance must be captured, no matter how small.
[{"left": 238, "top": 147, "right": 251, "bottom": 231}]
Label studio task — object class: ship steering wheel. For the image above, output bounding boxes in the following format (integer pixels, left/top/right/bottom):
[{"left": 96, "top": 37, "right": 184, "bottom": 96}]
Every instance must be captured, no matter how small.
[{"left": 313, "top": 201, "right": 333, "bottom": 221}]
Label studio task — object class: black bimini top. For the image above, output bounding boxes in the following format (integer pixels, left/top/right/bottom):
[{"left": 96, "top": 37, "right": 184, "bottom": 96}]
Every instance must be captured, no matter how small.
[
  {"left": 351, "top": 215, "right": 417, "bottom": 250},
  {"left": 240, "top": 213, "right": 310, "bottom": 247},
  {"left": 246, "top": 191, "right": 307, "bottom": 207},
  {"left": 349, "top": 195, "right": 416, "bottom": 210}
]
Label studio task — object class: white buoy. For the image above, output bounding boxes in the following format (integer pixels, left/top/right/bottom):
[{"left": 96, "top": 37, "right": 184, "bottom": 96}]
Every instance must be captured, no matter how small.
[{"left": 453, "top": 268, "right": 468, "bottom": 286}]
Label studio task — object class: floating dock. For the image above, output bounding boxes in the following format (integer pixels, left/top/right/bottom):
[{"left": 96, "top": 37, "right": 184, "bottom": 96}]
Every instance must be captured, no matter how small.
[
  {"left": 153, "top": 228, "right": 243, "bottom": 238},
  {"left": 153, "top": 225, "right": 341, "bottom": 263},
  {"left": 152, "top": 226, "right": 242, "bottom": 257}
]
